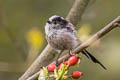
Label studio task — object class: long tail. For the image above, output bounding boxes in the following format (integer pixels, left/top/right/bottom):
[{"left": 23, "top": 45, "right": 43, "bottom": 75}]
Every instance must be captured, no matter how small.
[{"left": 81, "top": 49, "right": 107, "bottom": 70}]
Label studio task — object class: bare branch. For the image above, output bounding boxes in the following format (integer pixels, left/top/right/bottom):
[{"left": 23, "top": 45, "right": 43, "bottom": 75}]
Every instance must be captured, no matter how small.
[
  {"left": 19, "top": 0, "right": 90, "bottom": 80},
  {"left": 26, "top": 16, "right": 120, "bottom": 80},
  {"left": 27, "top": 72, "right": 40, "bottom": 80},
  {"left": 66, "top": 0, "right": 90, "bottom": 25}
]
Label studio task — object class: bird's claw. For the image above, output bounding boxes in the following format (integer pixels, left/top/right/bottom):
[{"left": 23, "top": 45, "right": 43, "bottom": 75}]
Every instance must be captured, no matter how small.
[{"left": 69, "top": 50, "right": 73, "bottom": 56}]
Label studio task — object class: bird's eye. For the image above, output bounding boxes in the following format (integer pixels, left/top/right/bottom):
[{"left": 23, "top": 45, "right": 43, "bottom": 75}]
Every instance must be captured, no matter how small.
[
  {"left": 52, "top": 20, "right": 57, "bottom": 24},
  {"left": 52, "top": 17, "right": 60, "bottom": 24},
  {"left": 66, "top": 27, "right": 70, "bottom": 30}
]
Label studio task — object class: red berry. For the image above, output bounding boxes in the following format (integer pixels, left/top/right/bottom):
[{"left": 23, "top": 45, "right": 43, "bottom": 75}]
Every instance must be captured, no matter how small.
[
  {"left": 47, "top": 64, "right": 56, "bottom": 72},
  {"left": 72, "top": 71, "right": 82, "bottom": 79},
  {"left": 68, "top": 56, "right": 78, "bottom": 66},
  {"left": 59, "top": 61, "right": 69, "bottom": 69}
]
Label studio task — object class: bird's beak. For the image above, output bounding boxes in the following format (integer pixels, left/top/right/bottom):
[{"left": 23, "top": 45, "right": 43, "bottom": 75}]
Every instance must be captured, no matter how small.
[{"left": 47, "top": 20, "right": 51, "bottom": 24}]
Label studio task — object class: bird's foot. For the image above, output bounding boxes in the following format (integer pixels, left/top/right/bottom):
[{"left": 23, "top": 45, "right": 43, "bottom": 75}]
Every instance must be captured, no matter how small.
[
  {"left": 56, "top": 59, "right": 59, "bottom": 66},
  {"left": 69, "top": 50, "right": 73, "bottom": 56}
]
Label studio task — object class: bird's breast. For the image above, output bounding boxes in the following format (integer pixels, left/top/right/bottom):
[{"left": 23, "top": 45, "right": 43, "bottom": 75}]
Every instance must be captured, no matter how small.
[{"left": 46, "top": 30, "right": 79, "bottom": 50}]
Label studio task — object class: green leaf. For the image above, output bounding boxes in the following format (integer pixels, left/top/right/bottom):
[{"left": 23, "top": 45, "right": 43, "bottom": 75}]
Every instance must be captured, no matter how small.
[
  {"left": 56, "top": 64, "right": 68, "bottom": 80},
  {"left": 38, "top": 67, "right": 49, "bottom": 80}
]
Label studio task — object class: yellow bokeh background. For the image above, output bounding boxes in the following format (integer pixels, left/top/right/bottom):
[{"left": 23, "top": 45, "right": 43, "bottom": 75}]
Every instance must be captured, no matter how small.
[{"left": 26, "top": 27, "right": 44, "bottom": 51}]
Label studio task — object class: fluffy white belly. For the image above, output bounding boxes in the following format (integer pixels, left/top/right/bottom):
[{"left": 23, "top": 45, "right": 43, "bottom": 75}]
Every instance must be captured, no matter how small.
[{"left": 46, "top": 31, "right": 79, "bottom": 50}]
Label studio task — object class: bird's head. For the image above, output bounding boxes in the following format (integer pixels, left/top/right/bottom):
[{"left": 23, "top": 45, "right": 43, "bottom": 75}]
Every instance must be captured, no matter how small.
[{"left": 46, "top": 15, "right": 68, "bottom": 29}]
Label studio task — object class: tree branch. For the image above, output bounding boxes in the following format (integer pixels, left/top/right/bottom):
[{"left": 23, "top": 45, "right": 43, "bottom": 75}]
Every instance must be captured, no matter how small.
[
  {"left": 19, "top": 0, "right": 90, "bottom": 80},
  {"left": 66, "top": 0, "right": 90, "bottom": 25},
  {"left": 26, "top": 16, "right": 120, "bottom": 80}
]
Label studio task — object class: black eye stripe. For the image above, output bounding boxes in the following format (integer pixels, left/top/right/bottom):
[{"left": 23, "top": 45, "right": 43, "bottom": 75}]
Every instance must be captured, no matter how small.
[
  {"left": 52, "top": 17, "right": 61, "bottom": 21},
  {"left": 52, "top": 17, "right": 68, "bottom": 25},
  {"left": 56, "top": 17, "right": 61, "bottom": 21},
  {"left": 61, "top": 19, "right": 68, "bottom": 24}
]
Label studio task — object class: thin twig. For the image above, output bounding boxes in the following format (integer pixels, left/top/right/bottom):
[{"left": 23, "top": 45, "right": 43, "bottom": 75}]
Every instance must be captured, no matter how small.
[
  {"left": 27, "top": 16, "right": 120, "bottom": 80},
  {"left": 19, "top": 0, "right": 90, "bottom": 80}
]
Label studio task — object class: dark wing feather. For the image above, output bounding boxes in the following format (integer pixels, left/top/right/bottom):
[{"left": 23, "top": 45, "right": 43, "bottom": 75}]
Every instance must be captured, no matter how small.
[{"left": 82, "top": 49, "right": 107, "bottom": 70}]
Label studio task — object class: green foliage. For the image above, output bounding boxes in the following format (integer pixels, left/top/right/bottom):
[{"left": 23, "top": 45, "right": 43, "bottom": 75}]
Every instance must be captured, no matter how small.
[
  {"left": 54, "top": 64, "right": 68, "bottom": 80},
  {"left": 38, "top": 64, "right": 69, "bottom": 80},
  {"left": 38, "top": 67, "right": 49, "bottom": 80}
]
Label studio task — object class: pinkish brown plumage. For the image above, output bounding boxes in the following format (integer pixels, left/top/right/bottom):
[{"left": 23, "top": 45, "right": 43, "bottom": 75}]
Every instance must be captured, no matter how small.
[{"left": 45, "top": 15, "right": 106, "bottom": 69}]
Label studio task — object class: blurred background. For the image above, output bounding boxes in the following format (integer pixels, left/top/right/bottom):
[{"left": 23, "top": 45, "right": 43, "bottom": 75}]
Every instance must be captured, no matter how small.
[{"left": 0, "top": 0, "right": 120, "bottom": 80}]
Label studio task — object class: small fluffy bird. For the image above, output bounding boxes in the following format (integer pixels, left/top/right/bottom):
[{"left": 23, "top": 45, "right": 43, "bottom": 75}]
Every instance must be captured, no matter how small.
[{"left": 45, "top": 15, "right": 106, "bottom": 69}]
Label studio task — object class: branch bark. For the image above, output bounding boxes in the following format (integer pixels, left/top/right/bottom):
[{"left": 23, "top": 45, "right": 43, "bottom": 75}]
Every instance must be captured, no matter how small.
[
  {"left": 27, "top": 16, "right": 120, "bottom": 80},
  {"left": 19, "top": 0, "right": 90, "bottom": 80},
  {"left": 66, "top": 0, "right": 90, "bottom": 25}
]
